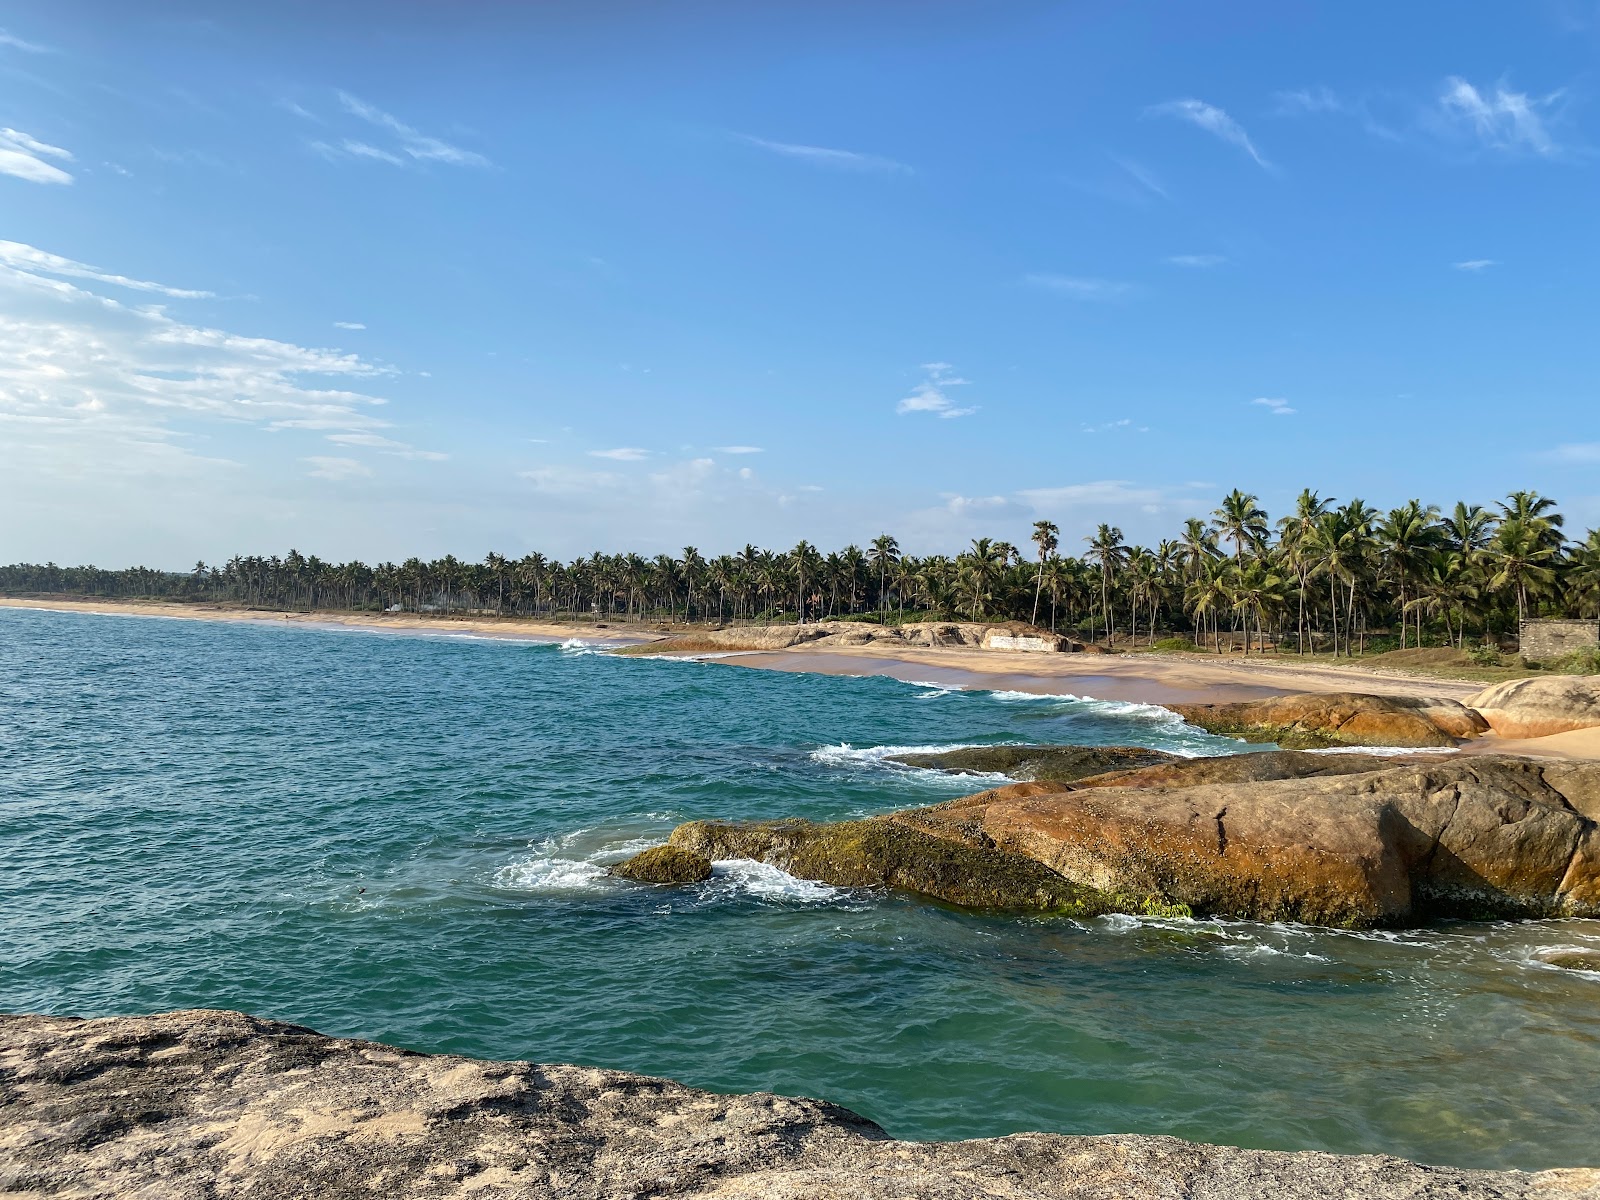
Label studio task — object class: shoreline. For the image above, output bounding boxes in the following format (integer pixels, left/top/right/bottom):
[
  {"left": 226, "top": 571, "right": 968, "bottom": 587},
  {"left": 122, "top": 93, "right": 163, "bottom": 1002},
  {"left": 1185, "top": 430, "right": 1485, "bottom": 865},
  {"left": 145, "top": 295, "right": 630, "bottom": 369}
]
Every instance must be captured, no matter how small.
[{"left": 9, "top": 596, "right": 1597, "bottom": 759}]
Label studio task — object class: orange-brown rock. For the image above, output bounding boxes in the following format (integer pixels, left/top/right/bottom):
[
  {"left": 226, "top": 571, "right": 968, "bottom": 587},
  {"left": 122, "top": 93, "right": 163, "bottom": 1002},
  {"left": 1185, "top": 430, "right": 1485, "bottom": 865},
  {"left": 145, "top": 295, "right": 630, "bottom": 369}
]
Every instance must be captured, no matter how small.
[
  {"left": 1169, "top": 691, "right": 1489, "bottom": 748},
  {"left": 665, "top": 755, "right": 1600, "bottom": 928},
  {"left": 1470, "top": 676, "right": 1600, "bottom": 739}
]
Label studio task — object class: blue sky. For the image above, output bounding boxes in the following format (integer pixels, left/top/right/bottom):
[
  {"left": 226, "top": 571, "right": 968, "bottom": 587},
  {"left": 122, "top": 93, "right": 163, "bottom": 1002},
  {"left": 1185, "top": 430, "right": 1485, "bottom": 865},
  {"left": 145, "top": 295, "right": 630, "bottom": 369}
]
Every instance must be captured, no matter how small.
[{"left": 3, "top": 2, "right": 1599, "bottom": 566}]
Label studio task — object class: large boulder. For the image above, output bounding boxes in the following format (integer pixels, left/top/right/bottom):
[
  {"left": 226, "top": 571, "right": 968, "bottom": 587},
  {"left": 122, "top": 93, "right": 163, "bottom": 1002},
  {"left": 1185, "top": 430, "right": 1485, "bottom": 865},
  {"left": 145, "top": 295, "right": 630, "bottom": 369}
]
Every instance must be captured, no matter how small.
[
  {"left": 886, "top": 744, "right": 1182, "bottom": 782},
  {"left": 1470, "top": 676, "right": 1600, "bottom": 738},
  {"left": 1170, "top": 691, "right": 1490, "bottom": 748},
  {"left": 661, "top": 756, "right": 1600, "bottom": 928},
  {"left": 610, "top": 845, "right": 712, "bottom": 884},
  {"left": 6, "top": 1010, "right": 1594, "bottom": 1200}
]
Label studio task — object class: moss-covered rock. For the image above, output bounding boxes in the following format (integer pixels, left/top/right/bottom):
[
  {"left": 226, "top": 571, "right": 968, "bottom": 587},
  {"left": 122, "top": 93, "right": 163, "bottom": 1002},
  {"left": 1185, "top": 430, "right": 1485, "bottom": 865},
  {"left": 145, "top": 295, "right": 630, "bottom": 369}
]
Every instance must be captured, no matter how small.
[
  {"left": 610, "top": 845, "right": 713, "bottom": 884},
  {"left": 1540, "top": 950, "right": 1600, "bottom": 972},
  {"left": 668, "top": 817, "right": 1119, "bottom": 914},
  {"left": 887, "top": 744, "right": 1181, "bottom": 782}
]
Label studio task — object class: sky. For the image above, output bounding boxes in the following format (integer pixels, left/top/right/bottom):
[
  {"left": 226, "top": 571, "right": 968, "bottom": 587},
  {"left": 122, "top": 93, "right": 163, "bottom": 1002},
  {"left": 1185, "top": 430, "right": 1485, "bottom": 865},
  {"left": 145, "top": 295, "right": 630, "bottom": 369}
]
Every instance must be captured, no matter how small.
[{"left": 3, "top": 1, "right": 1599, "bottom": 567}]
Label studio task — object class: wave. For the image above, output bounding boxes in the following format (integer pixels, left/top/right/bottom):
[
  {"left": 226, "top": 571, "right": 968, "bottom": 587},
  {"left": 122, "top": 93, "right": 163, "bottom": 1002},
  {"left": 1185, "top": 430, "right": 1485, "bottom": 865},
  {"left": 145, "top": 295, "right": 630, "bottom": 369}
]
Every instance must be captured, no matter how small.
[
  {"left": 706, "top": 859, "right": 845, "bottom": 903},
  {"left": 808, "top": 741, "right": 1015, "bottom": 785}
]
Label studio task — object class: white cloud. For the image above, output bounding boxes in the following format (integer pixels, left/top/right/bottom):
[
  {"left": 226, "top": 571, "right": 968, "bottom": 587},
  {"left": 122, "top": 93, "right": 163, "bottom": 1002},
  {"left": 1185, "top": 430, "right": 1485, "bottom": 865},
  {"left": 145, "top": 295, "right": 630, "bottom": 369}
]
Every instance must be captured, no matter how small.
[
  {"left": 302, "top": 456, "right": 372, "bottom": 481},
  {"left": 1113, "top": 157, "right": 1168, "bottom": 201},
  {"left": 0, "top": 240, "right": 411, "bottom": 492},
  {"left": 1147, "top": 99, "right": 1272, "bottom": 169},
  {"left": 1453, "top": 259, "right": 1497, "bottom": 271},
  {"left": 588, "top": 447, "right": 650, "bottom": 461},
  {"left": 738, "top": 466, "right": 754, "bottom": 480},
  {"left": 1024, "top": 274, "right": 1133, "bottom": 300},
  {"left": 314, "top": 92, "right": 491, "bottom": 168},
  {"left": 713, "top": 445, "right": 763, "bottom": 454},
  {"left": 736, "top": 134, "right": 911, "bottom": 174},
  {"left": 897, "top": 362, "right": 977, "bottom": 419},
  {"left": 1274, "top": 86, "right": 1344, "bottom": 116},
  {"left": 1436, "top": 77, "right": 1561, "bottom": 156},
  {"left": 1167, "top": 254, "right": 1226, "bottom": 268},
  {"left": 1549, "top": 443, "right": 1600, "bottom": 463},
  {"left": 0, "top": 29, "right": 48, "bottom": 53},
  {"left": 0, "top": 240, "right": 212, "bottom": 298},
  {"left": 1251, "top": 396, "right": 1296, "bottom": 416},
  {"left": 333, "top": 320, "right": 366, "bottom": 330},
  {"left": 0, "top": 127, "right": 73, "bottom": 185},
  {"left": 1015, "top": 481, "right": 1169, "bottom": 509},
  {"left": 325, "top": 431, "right": 445, "bottom": 460}
]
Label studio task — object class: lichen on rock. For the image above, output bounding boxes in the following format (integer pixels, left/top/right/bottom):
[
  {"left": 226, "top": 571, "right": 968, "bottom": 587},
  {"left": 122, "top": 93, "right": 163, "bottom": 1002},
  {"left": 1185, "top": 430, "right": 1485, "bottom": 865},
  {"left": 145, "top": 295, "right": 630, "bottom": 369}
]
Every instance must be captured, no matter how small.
[{"left": 610, "top": 845, "right": 713, "bottom": 884}]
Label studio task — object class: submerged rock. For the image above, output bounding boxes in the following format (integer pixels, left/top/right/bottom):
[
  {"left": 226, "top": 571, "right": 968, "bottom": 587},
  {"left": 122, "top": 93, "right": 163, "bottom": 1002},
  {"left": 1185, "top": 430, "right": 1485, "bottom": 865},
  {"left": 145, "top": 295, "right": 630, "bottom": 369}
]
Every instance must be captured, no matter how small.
[
  {"left": 887, "top": 744, "right": 1181, "bottom": 782},
  {"left": 1542, "top": 950, "right": 1600, "bottom": 972},
  {"left": 3, "top": 1010, "right": 1594, "bottom": 1200},
  {"left": 658, "top": 755, "right": 1600, "bottom": 928},
  {"left": 610, "top": 845, "right": 713, "bottom": 884},
  {"left": 1470, "top": 676, "right": 1600, "bottom": 739},
  {"left": 1169, "top": 691, "right": 1490, "bottom": 748}
]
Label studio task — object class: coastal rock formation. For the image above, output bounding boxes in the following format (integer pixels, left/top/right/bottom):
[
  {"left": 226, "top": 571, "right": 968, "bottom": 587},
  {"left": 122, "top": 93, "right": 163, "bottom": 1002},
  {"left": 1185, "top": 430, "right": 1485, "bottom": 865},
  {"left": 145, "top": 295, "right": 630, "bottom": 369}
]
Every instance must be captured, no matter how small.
[
  {"left": 1169, "top": 691, "right": 1490, "bottom": 748},
  {"left": 642, "top": 620, "right": 1082, "bottom": 654},
  {"left": 663, "top": 755, "right": 1600, "bottom": 927},
  {"left": 4, "top": 1009, "right": 1595, "bottom": 1200},
  {"left": 1470, "top": 677, "right": 1600, "bottom": 739},
  {"left": 886, "top": 744, "right": 1181, "bottom": 782},
  {"left": 609, "top": 845, "right": 712, "bottom": 884}
]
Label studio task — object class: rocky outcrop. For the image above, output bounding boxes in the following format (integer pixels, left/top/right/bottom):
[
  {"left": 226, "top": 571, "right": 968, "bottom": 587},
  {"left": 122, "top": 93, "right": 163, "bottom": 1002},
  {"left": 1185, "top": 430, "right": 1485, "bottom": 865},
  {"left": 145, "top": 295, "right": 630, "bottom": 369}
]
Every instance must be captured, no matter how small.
[
  {"left": 641, "top": 621, "right": 1082, "bottom": 654},
  {"left": 1170, "top": 691, "right": 1490, "bottom": 748},
  {"left": 661, "top": 756, "right": 1600, "bottom": 927},
  {"left": 610, "top": 845, "right": 712, "bottom": 884},
  {"left": 886, "top": 744, "right": 1181, "bottom": 782},
  {"left": 4, "top": 1010, "right": 1595, "bottom": 1200},
  {"left": 1470, "top": 677, "right": 1600, "bottom": 739}
]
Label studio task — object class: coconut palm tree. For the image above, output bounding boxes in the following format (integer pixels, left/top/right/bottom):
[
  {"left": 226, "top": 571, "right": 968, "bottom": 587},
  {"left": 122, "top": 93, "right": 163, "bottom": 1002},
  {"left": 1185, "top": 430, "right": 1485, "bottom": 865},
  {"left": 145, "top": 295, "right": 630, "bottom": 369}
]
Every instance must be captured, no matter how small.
[
  {"left": 1212, "top": 489, "right": 1270, "bottom": 564},
  {"left": 1029, "top": 520, "right": 1059, "bottom": 627},
  {"left": 1084, "top": 524, "right": 1128, "bottom": 645}
]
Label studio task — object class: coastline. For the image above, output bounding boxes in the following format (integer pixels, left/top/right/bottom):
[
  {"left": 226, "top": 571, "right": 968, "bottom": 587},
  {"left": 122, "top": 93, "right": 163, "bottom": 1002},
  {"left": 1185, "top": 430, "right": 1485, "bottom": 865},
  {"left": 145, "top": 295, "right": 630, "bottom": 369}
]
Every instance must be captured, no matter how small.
[{"left": 9, "top": 596, "right": 1597, "bottom": 759}]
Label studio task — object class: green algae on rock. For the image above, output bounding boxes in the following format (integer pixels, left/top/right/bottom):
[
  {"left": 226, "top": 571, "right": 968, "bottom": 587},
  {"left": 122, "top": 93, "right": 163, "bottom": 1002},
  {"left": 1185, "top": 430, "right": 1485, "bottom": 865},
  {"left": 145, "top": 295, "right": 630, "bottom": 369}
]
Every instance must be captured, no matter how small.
[
  {"left": 887, "top": 744, "right": 1181, "bottom": 782},
  {"left": 610, "top": 845, "right": 713, "bottom": 884}
]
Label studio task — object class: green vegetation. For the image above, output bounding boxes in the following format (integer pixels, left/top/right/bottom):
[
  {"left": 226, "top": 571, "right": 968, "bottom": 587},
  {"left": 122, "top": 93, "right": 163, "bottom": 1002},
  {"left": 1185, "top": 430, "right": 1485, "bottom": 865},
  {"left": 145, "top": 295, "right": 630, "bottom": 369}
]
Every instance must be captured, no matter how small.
[{"left": 4, "top": 489, "right": 1598, "bottom": 659}]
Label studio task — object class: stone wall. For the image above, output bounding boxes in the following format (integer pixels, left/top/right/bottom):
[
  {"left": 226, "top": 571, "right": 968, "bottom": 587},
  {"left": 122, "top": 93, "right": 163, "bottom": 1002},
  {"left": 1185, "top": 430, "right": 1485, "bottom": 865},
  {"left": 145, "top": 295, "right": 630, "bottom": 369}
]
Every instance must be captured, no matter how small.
[
  {"left": 982, "top": 632, "right": 1069, "bottom": 653},
  {"left": 1519, "top": 619, "right": 1600, "bottom": 661}
]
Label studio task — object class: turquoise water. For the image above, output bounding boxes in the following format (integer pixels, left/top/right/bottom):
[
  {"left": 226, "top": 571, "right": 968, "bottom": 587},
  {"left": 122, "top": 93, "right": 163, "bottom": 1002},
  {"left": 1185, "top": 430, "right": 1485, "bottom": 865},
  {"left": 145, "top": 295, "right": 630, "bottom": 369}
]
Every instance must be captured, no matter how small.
[{"left": 3, "top": 606, "right": 1598, "bottom": 1170}]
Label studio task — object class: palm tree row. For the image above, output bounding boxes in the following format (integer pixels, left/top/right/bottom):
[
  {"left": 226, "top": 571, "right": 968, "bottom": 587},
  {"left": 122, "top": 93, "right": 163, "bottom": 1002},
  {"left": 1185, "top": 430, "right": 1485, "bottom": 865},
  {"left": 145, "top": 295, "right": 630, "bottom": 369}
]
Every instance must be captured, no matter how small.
[{"left": 4, "top": 489, "right": 1598, "bottom": 654}]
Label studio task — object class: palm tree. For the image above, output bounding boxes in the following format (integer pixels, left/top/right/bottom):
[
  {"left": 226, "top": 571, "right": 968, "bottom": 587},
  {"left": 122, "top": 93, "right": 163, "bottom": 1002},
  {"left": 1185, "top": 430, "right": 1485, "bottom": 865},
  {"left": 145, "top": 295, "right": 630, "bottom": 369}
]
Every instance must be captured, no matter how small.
[
  {"left": 958, "top": 538, "right": 1008, "bottom": 620},
  {"left": 1213, "top": 489, "right": 1270, "bottom": 564},
  {"left": 868, "top": 534, "right": 899, "bottom": 620},
  {"left": 1084, "top": 524, "right": 1128, "bottom": 645},
  {"left": 1029, "top": 520, "right": 1059, "bottom": 627},
  {"left": 789, "top": 541, "right": 821, "bottom": 623},
  {"left": 1377, "top": 500, "right": 1442, "bottom": 648},
  {"left": 1488, "top": 519, "right": 1559, "bottom": 625}
]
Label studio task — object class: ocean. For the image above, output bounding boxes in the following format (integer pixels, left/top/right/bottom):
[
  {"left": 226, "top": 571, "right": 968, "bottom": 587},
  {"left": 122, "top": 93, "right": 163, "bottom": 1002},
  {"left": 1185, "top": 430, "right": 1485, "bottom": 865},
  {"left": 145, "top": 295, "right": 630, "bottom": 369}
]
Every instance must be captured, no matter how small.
[{"left": 2, "top": 605, "right": 1597, "bottom": 1170}]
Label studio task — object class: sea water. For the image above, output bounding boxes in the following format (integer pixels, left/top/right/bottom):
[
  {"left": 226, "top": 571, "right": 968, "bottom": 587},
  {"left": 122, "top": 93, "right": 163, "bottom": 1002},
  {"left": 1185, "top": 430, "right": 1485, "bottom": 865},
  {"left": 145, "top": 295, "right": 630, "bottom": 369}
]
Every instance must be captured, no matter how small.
[{"left": 1, "top": 606, "right": 1597, "bottom": 1170}]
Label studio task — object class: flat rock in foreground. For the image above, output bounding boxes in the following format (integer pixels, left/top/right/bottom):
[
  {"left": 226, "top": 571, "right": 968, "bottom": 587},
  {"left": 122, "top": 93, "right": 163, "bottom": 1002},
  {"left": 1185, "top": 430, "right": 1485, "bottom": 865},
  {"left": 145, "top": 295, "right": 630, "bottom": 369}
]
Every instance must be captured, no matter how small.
[{"left": 3, "top": 1010, "right": 1596, "bottom": 1200}]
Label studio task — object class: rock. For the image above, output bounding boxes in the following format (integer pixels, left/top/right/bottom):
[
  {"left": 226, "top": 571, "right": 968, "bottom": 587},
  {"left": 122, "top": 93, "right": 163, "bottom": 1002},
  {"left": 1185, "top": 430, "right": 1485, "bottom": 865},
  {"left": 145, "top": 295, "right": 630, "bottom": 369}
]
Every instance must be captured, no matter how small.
[
  {"left": 887, "top": 744, "right": 1182, "bottom": 782},
  {"left": 1170, "top": 691, "right": 1490, "bottom": 748},
  {"left": 660, "top": 756, "right": 1600, "bottom": 928},
  {"left": 4, "top": 1010, "right": 1594, "bottom": 1200},
  {"left": 668, "top": 817, "right": 1122, "bottom": 914},
  {"left": 610, "top": 845, "right": 712, "bottom": 884},
  {"left": 638, "top": 620, "right": 1072, "bottom": 655},
  {"left": 1541, "top": 950, "right": 1600, "bottom": 972},
  {"left": 1470, "top": 676, "right": 1600, "bottom": 739}
]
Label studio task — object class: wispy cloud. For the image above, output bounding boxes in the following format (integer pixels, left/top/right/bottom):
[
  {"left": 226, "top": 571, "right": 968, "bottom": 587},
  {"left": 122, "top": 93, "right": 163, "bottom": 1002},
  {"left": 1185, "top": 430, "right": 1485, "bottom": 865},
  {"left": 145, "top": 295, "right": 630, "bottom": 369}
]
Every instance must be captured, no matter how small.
[
  {"left": 1024, "top": 274, "right": 1134, "bottom": 300},
  {"left": 713, "top": 445, "right": 763, "bottom": 454},
  {"left": 325, "top": 432, "right": 445, "bottom": 460},
  {"left": 313, "top": 91, "right": 491, "bottom": 168},
  {"left": 1547, "top": 442, "right": 1600, "bottom": 463},
  {"left": 588, "top": 447, "right": 650, "bottom": 461},
  {"left": 1147, "top": 99, "right": 1272, "bottom": 170},
  {"left": 333, "top": 320, "right": 366, "bottom": 330},
  {"left": 1167, "top": 254, "right": 1226, "bottom": 268},
  {"left": 0, "top": 127, "right": 73, "bottom": 185},
  {"left": 1453, "top": 259, "right": 1498, "bottom": 271},
  {"left": 1435, "top": 77, "right": 1562, "bottom": 156},
  {"left": 897, "top": 362, "right": 977, "bottom": 420},
  {"left": 1251, "top": 396, "right": 1296, "bottom": 416},
  {"left": 736, "top": 134, "right": 911, "bottom": 174},
  {"left": 1113, "top": 157, "right": 1168, "bottom": 201},
  {"left": 0, "top": 29, "right": 49, "bottom": 53},
  {"left": 0, "top": 240, "right": 212, "bottom": 298},
  {"left": 302, "top": 456, "right": 373, "bottom": 481},
  {"left": 1274, "top": 86, "right": 1344, "bottom": 116}
]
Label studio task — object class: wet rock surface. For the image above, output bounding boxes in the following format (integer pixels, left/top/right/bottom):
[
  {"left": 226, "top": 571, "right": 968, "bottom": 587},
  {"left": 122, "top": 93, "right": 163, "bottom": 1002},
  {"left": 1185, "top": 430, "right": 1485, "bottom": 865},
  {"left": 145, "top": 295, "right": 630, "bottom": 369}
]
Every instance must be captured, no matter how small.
[
  {"left": 887, "top": 744, "right": 1182, "bottom": 782},
  {"left": 609, "top": 845, "right": 713, "bottom": 884},
  {"left": 3, "top": 1009, "right": 1596, "bottom": 1200}
]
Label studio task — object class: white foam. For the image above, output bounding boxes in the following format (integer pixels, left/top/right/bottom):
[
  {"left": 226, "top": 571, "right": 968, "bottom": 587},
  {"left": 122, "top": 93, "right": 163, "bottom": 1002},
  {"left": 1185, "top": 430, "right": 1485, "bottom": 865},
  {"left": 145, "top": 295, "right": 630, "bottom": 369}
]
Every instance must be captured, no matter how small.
[
  {"left": 808, "top": 742, "right": 1014, "bottom": 784},
  {"left": 708, "top": 858, "right": 844, "bottom": 902},
  {"left": 1305, "top": 745, "right": 1462, "bottom": 756},
  {"left": 493, "top": 853, "right": 609, "bottom": 893}
]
